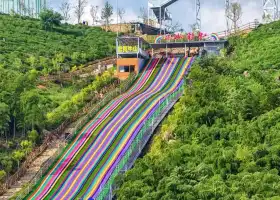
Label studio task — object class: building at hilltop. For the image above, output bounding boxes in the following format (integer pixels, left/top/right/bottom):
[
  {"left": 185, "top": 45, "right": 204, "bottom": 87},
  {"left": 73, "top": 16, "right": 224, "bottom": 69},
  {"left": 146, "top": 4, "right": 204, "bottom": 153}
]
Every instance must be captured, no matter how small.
[{"left": 115, "top": 36, "right": 228, "bottom": 80}]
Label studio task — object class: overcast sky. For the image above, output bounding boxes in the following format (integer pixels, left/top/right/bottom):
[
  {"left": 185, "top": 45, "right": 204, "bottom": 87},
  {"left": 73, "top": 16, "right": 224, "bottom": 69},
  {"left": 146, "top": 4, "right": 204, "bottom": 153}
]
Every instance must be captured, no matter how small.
[{"left": 49, "top": 0, "right": 263, "bottom": 33}]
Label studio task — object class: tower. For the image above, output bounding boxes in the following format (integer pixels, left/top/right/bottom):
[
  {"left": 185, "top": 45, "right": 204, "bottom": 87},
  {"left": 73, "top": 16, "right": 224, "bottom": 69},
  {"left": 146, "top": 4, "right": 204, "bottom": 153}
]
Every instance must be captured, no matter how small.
[
  {"left": 148, "top": 0, "right": 178, "bottom": 34},
  {"left": 195, "top": 0, "right": 201, "bottom": 30},
  {"left": 263, "top": 0, "right": 279, "bottom": 22}
]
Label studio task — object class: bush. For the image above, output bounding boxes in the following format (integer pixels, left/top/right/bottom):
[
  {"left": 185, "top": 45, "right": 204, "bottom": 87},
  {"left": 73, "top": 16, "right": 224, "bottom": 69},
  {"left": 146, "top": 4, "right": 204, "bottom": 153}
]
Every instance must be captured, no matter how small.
[
  {"left": 39, "top": 9, "right": 63, "bottom": 31},
  {"left": 0, "top": 170, "right": 6, "bottom": 182},
  {"left": 27, "top": 130, "right": 39, "bottom": 144}
]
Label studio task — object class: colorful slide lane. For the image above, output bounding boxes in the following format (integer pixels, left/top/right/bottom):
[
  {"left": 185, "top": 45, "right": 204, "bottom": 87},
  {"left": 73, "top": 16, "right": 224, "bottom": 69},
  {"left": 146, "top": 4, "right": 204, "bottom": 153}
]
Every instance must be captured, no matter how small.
[{"left": 26, "top": 56, "right": 194, "bottom": 200}]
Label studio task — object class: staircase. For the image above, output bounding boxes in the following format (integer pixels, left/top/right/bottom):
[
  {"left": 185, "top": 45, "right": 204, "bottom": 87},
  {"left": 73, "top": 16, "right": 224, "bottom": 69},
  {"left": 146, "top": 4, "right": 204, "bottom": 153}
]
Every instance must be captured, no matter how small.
[{"left": 0, "top": 144, "right": 60, "bottom": 200}]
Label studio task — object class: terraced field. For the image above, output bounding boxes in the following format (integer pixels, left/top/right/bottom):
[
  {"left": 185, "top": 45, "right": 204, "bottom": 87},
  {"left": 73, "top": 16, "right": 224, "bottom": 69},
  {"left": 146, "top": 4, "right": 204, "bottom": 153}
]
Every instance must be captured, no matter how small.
[{"left": 26, "top": 56, "right": 194, "bottom": 200}]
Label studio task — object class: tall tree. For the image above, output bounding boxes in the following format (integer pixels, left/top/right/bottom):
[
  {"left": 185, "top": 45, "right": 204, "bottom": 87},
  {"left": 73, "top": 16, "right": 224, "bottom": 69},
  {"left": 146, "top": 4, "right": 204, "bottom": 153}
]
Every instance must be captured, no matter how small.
[
  {"left": 226, "top": 2, "right": 242, "bottom": 33},
  {"left": 101, "top": 1, "right": 113, "bottom": 32},
  {"left": 90, "top": 5, "right": 99, "bottom": 25},
  {"left": 60, "top": 1, "right": 71, "bottom": 23},
  {"left": 117, "top": 8, "right": 125, "bottom": 23},
  {"left": 117, "top": 8, "right": 125, "bottom": 32},
  {"left": 169, "top": 21, "right": 183, "bottom": 32},
  {"left": 74, "top": 0, "right": 87, "bottom": 24},
  {"left": 139, "top": 7, "right": 148, "bottom": 24},
  {"left": 0, "top": 103, "right": 10, "bottom": 142},
  {"left": 20, "top": 90, "right": 50, "bottom": 130}
]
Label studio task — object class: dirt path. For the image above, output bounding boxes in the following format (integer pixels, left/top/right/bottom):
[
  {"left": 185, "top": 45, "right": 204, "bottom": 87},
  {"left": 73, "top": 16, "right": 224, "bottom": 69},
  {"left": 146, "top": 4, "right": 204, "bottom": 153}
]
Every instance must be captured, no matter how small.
[
  {"left": 0, "top": 122, "right": 80, "bottom": 199},
  {"left": 0, "top": 145, "right": 59, "bottom": 200}
]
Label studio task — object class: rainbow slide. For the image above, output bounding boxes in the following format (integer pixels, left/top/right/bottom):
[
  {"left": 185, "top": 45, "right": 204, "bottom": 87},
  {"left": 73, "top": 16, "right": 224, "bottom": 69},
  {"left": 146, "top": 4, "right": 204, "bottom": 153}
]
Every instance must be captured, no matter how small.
[{"left": 26, "top": 56, "right": 194, "bottom": 200}]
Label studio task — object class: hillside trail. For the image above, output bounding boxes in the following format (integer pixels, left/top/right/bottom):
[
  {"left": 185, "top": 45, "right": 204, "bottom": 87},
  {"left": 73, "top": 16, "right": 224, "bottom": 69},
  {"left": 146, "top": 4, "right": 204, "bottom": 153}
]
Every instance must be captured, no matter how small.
[{"left": 0, "top": 119, "right": 83, "bottom": 200}]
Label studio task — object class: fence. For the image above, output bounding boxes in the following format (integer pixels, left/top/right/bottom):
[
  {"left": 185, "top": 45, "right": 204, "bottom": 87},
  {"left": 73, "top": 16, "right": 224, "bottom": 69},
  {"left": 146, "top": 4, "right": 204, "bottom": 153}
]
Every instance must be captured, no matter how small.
[
  {"left": 10, "top": 74, "right": 137, "bottom": 200},
  {"left": 0, "top": 134, "right": 53, "bottom": 195},
  {"left": 216, "top": 21, "right": 260, "bottom": 38},
  {"left": 143, "top": 21, "right": 260, "bottom": 44},
  {"left": 96, "top": 82, "right": 184, "bottom": 200},
  {"left": 39, "top": 56, "right": 117, "bottom": 82}
]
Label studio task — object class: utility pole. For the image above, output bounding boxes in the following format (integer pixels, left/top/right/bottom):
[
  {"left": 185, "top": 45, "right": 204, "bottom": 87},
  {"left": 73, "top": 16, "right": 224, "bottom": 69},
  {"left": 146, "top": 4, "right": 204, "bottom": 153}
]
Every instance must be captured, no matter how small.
[
  {"left": 148, "top": 0, "right": 150, "bottom": 26},
  {"left": 195, "top": 0, "right": 201, "bottom": 30},
  {"left": 159, "top": 6, "right": 162, "bottom": 34},
  {"left": 116, "top": 0, "right": 119, "bottom": 37},
  {"left": 263, "top": 0, "right": 279, "bottom": 22}
]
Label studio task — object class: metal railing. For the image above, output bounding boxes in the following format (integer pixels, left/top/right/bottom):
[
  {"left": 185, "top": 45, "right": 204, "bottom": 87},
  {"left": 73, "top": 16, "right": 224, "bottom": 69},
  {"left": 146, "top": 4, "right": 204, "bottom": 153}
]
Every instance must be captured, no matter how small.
[
  {"left": 96, "top": 82, "right": 184, "bottom": 200},
  {"left": 216, "top": 21, "right": 260, "bottom": 38},
  {"left": 143, "top": 21, "right": 260, "bottom": 44},
  {"left": 39, "top": 56, "right": 117, "bottom": 82},
  {"left": 12, "top": 74, "right": 137, "bottom": 200}
]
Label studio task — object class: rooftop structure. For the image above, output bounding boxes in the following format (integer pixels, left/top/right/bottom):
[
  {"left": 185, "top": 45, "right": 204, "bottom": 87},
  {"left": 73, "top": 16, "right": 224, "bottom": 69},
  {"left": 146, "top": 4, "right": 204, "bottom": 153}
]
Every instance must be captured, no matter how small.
[
  {"left": 116, "top": 37, "right": 151, "bottom": 80},
  {"left": 149, "top": 0, "right": 178, "bottom": 21},
  {"left": 148, "top": 0, "right": 179, "bottom": 34},
  {"left": 116, "top": 36, "right": 151, "bottom": 59}
]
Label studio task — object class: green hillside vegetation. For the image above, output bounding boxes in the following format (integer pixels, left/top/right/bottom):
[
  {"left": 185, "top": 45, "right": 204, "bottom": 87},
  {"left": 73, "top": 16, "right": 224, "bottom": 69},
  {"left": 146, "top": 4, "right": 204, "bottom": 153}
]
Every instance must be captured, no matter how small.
[
  {"left": 0, "top": 13, "right": 115, "bottom": 74},
  {"left": 116, "top": 22, "right": 280, "bottom": 199},
  {"left": 0, "top": 13, "right": 116, "bottom": 180}
]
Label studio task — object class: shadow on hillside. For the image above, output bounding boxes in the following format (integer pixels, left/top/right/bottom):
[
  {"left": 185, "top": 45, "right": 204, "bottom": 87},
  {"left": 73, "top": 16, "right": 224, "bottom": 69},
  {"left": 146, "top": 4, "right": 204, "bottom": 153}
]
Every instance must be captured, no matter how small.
[{"left": 52, "top": 27, "right": 84, "bottom": 37}]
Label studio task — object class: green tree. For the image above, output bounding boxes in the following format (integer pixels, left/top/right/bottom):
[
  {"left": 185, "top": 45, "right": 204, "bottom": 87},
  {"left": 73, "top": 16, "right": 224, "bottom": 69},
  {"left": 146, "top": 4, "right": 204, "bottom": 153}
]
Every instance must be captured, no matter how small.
[
  {"left": 20, "top": 140, "right": 33, "bottom": 154},
  {"left": 12, "top": 150, "right": 25, "bottom": 169},
  {"left": 101, "top": 1, "right": 113, "bottom": 32},
  {"left": 27, "top": 129, "right": 39, "bottom": 144},
  {"left": 20, "top": 89, "right": 51, "bottom": 130},
  {"left": 0, "top": 103, "right": 10, "bottom": 142},
  {"left": 0, "top": 170, "right": 6, "bottom": 183},
  {"left": 39, "top": 9, "right": 63, "bottom": 31},
  {"left": 0, "top": 157, "right": 13, "bottom": 174}
]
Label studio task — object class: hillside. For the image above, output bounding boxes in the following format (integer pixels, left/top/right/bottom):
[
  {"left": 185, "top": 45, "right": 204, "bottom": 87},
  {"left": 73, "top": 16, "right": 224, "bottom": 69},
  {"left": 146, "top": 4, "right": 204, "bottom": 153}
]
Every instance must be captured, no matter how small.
[
  {"left": 0, "top": 14, "right": 116, "bottom": 73},
  {"left": 0, "top": 14, "right": 117, "bottom": 182},
  {"left": 116, "top": 22, "right": 280, "bottom": 199}
]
